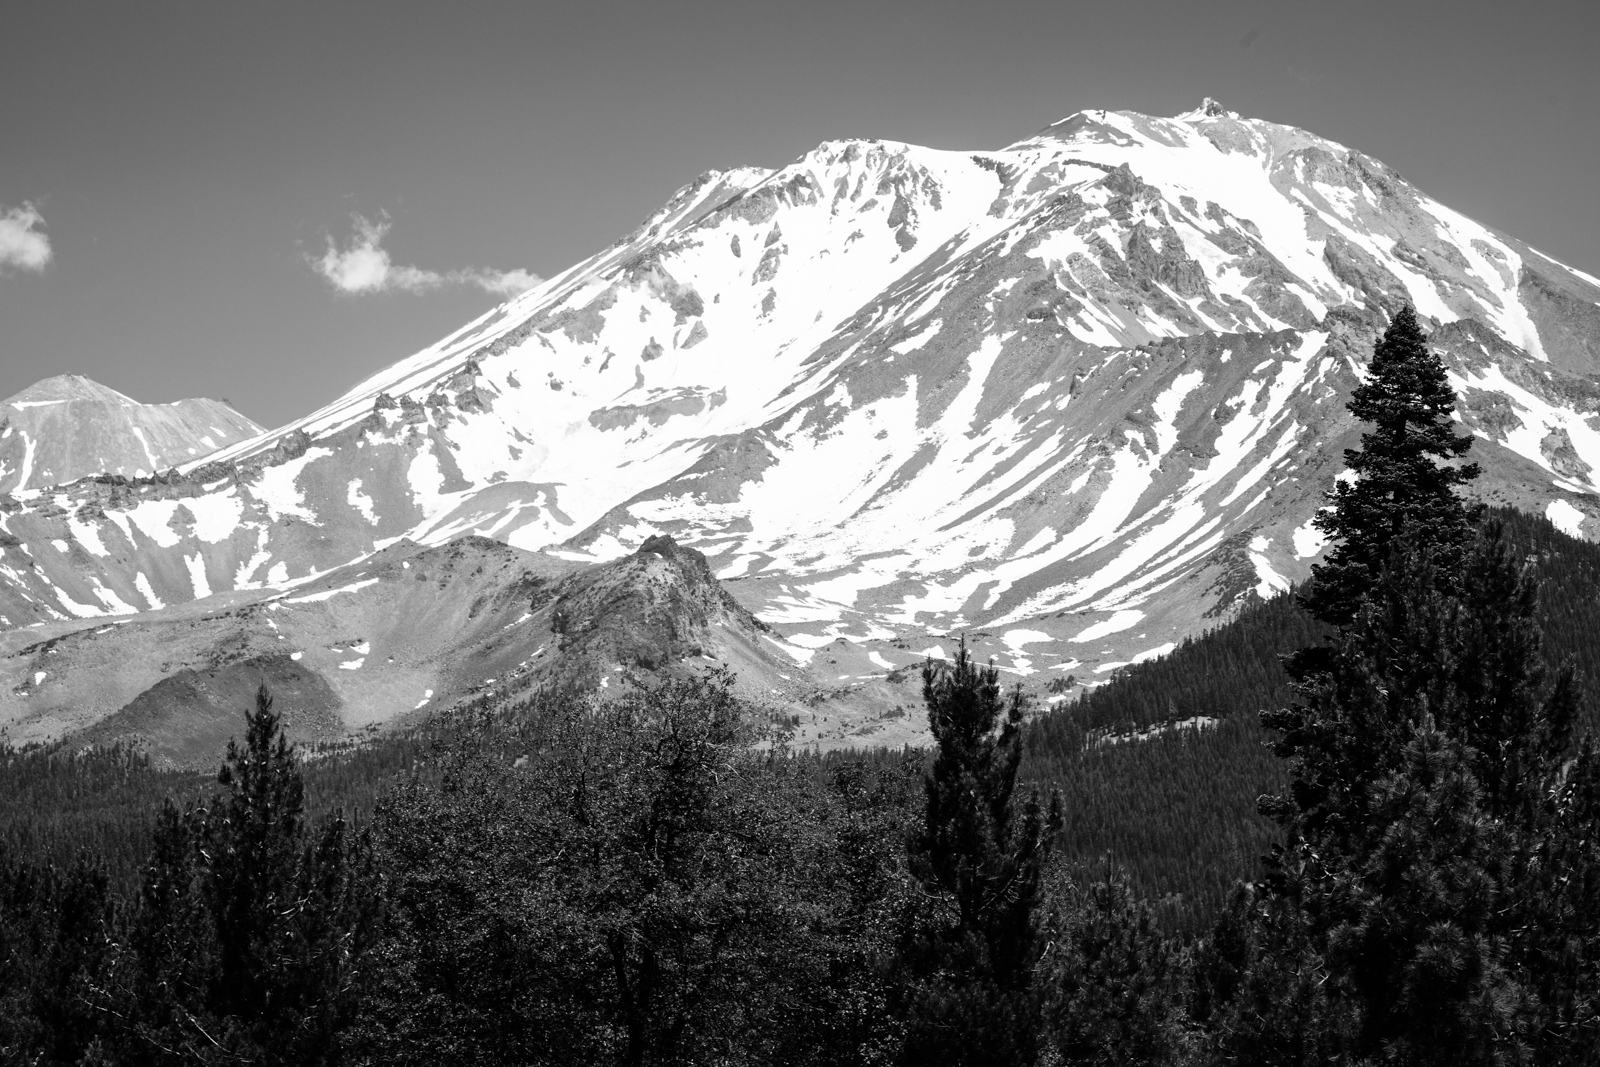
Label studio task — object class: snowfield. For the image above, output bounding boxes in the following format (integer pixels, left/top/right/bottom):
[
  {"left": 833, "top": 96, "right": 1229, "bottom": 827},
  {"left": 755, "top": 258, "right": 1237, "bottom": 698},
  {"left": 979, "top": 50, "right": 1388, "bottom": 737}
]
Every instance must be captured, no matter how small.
[{"left": 1, "top": 99, "right": 1598, "bottom": 697}]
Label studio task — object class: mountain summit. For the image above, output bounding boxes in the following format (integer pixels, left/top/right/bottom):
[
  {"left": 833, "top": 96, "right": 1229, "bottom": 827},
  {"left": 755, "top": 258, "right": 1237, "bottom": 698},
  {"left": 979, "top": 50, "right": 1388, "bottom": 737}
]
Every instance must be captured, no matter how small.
[
  {"left": 0, "top": 374, "right": 262, "bottom": 494},
  {"left": 2, "top": 103, "right": 1599, "bottom": 727}
]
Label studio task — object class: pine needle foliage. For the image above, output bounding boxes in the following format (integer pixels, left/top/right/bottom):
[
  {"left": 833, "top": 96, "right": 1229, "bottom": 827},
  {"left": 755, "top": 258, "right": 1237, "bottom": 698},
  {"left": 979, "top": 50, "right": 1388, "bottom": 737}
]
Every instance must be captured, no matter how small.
[
  {"left": 1302, "top": 304, "right": 1480, "bottom": 628},
  {"left": 119, "top": 685, "right": 380, "bottom": 1067},
  {"left": 1246, "top": 306, "right": 1600, "bottom": 1063},
  {"left": 898, "top": 639, "right": 1061, "bottom": 1067}
]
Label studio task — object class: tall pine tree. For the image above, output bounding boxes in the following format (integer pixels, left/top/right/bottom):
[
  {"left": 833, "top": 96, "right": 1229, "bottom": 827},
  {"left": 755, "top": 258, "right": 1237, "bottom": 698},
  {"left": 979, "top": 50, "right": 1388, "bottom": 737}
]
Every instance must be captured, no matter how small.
[
  {"left": 1301, "top": 304, "right": 1479, "bottom": 629},
  {"left": 898, "top": 639, "right": 1061, "bottom": 1067},
  {"left": 1252, "top": 305, "right": 1595, "bottom": 1063},
  {"left": 122, "top": 685, "right": 378, "bottom": 1066}
]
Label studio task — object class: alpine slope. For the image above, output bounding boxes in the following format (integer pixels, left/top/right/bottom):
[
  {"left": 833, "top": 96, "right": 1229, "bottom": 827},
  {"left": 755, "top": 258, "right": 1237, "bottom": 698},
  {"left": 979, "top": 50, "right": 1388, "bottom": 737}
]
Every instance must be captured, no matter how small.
[
  {"left": 5, "top": 99, "right": 1600, "bottom": 743},
  {"left": 0, "top": 375, "right": 261, "bottom": 495}
]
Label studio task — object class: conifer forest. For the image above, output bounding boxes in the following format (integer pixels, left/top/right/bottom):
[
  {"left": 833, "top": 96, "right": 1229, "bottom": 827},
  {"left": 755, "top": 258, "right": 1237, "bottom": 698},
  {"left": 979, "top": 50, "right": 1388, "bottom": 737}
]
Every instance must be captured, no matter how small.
[{"left": 8, "top": 307, "right": 1600, "bottom": 1064}]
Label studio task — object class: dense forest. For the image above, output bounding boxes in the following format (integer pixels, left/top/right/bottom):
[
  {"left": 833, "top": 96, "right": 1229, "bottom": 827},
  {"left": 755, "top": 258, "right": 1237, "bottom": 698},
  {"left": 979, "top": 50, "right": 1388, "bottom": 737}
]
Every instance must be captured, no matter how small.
[{"left": 6, "top": 308, "right": 1600, "bottom": 1064}]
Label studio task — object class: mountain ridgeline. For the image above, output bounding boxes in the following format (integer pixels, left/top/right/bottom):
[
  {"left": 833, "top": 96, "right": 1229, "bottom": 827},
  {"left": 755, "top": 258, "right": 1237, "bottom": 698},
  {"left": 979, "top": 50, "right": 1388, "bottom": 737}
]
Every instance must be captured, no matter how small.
[
  {"left": 5, "top": 100, "right": 1600, "bottom": 760},
  {"left": 4, "top": 95, "right": 1600, "bottom": 1064}
]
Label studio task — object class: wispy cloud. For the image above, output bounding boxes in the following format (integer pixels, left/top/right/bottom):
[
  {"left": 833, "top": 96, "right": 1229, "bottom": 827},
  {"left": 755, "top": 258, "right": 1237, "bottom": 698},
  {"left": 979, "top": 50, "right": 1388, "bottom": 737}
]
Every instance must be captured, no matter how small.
[
  {"left": 311, "top": 212, "right": 541, "bottom": 297},
  {"left": 0, "top": 202, "right": 52, "bottom": 273}
]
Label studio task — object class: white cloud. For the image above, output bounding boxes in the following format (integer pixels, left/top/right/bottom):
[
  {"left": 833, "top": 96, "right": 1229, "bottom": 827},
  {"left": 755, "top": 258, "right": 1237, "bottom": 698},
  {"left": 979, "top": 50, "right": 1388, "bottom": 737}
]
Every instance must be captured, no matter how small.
[
  {"left": 0, "top": 202, "right": 51, "bottom": 273},
  {"left": 311, "top": 212, "right": 541, "bottom": 297}
]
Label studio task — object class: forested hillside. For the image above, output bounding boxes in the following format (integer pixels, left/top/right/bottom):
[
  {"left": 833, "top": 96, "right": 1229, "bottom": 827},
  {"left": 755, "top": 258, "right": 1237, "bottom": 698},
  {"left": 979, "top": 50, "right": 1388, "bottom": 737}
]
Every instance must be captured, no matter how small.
[
  {"left": 7, "top": 504, "right": 1598, "bottom": 923},
  {"left": 9, "top": 314, "right": 1600, "bottom": 1062},
  {"left": 1038, "top": 504, "right": 1600, "bottom": 739}
]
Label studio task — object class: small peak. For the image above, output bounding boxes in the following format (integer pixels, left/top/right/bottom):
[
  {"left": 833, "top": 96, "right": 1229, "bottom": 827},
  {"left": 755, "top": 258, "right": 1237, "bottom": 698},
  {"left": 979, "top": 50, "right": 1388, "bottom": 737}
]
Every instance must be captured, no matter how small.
[
  {"left": 3, "top": 374, "right": 138, "bottom": 408},
  {"left": 1174, "top": 97, "right": 1243, "bottom": 123},
  {"left": 638, "top": 534, "right": 679, "bottom": 558}
]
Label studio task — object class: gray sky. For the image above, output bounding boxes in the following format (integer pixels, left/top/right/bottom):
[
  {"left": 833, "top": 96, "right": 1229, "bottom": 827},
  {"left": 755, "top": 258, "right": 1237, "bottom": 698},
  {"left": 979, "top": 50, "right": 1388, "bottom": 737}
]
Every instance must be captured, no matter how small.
[{"left": 2, "top": 0, "right": 1595, "bottom": 427}]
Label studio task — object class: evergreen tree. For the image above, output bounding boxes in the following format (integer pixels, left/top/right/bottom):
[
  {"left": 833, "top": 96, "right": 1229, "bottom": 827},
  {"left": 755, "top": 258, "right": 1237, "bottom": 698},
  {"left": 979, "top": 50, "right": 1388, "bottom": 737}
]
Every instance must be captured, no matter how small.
[
  {"left": 1301, "top": 304, "right": 1479, "bottom": 629},
  {"left": 0, "top": 855, "right": 116, "bottom": 1065},
  {"left": 1526, "top": 738, "right": 1600, "bottom": 1061},
  {"left": 1326, "top": 720, "right": 1533, "bottom": 1061},
  {"left": 1253, "top": 306, "right": 1597, "bottom": 1061},
  {"left": 353, "top": 671, "right": 909, "bottom": 1067},
  {"left": 1447, "top": 523, "right": 1579, "bottom": 820},
  {"left": 1189, "top": 884, "right": 1355, "bottom": 1067},
  {"left": 898, "top": 639, "right": 1061, "bottom": 1067},
  {"left": 122, "top": 801, "right": 216, "bottom": 1064},
  {"left": 1036, "top": 867, "right": 1187, "bottom": 1066},
  {"left": 205, "top": 685, "right": 310, "bottom": 1028},
  {"left": 123, "top": 685, "right": 378, "bottom": 1066}
]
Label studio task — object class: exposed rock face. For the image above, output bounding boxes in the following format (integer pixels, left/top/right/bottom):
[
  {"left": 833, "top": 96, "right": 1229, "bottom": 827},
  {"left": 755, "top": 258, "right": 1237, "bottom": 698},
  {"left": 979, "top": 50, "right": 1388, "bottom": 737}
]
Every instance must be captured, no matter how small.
[
  {"left": 0, "top": 375, "right": 262, "bottom": 494},
  {"left": 543, "top": 534, "right": 770, "bottom": 685},
  {"left": 1, "top": 101, "right": 1599, "bottom": 692}
]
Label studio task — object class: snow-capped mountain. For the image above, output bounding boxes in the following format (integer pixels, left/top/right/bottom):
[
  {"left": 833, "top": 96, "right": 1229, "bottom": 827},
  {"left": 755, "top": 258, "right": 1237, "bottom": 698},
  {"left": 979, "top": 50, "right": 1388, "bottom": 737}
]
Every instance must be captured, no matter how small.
[
  {"left": 4, "top": 99, "right": 1600, "bottom": 730},
  {"left": 0, "top": 375, "right": 262, "bottom": 494}
]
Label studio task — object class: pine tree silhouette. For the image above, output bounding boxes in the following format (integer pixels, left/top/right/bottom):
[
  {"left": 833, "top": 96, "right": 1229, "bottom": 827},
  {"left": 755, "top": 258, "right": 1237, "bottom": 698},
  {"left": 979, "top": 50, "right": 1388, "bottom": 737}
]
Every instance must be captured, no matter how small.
[
  {"left": 124, "top": 685, "right": 377, "bottom": 1066},
  {"left": 206, "top": 685, "right": 307, "bottom": 1027},
  {"left": 898, "top": 638, "right": 1061, "bottom": 1066},
  {"left": 1253, "top": 307, "right": 1600, "bottom": 1062},
  {"left": 1302, "top": 304, "right": 1479, "bottom": 629}
]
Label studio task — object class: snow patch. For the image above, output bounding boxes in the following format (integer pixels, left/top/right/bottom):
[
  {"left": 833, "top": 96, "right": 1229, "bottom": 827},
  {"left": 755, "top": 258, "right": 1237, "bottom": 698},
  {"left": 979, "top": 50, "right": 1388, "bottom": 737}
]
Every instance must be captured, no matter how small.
[
  {"left": 762, "top": 634, "right": 816, "bottom": 665},
  {"left": 348, "top": 480, "right": 378, "bottom": 524},
  {"left": 1547, "top": 499, "right": 1586, "bottom": 538},
  {"left": 184, "top": 491, "right": 246, "bottom": 543},
  {"left": 1070, "top": 610, "right": 1144, "bottom": 643},
  {"left": 250, "top": 448, "right": 329, "bottom": 521},
  {"left": 89, "top": 577, "right": 138, "bottom": 615},
  {"left": 135, "top": 573, "right": 165, "bottom": 610},
  {"left": 123, "top": 499, "right": 184, "bottom": 548},
  {"left": 67, "top": 517, "right": 109, "bottom": 557},
  {"left": 185, "top": 553, "right": 213, "bottom": 599},
  {"left": 1131, "top": 642, "right": 1176, "bottom": 664},
  {"left": 890, "top": 319, "right": 941, "bottom": 354},
  {"left": 1247, "top": 537, "right": 1290, "bottom": 598},
  {"left": 1292, "top": 516, "right": 1328, "bottom": 559},
  {"left": 284, "top": 577, "right": 381, "bottom": 603}
]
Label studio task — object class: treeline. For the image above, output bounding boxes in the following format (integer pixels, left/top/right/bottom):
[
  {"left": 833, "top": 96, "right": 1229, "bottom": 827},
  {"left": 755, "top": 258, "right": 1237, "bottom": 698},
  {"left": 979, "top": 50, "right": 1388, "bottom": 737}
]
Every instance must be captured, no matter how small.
[
  {"left": 0, "top": 730, "right": 437, "bottom": 891},
  {"left": 1049, "top": 503, "right": 1600, "bottom": 739},
  {"left": 10, "top": 498, "right": 1590, "bottom": 931},
  {"left": 6, "top": 306, "right": 1600, "bottom": 1063},
  {"left": 5, "top": 500, "right": 1599, "bottom": 1061}
]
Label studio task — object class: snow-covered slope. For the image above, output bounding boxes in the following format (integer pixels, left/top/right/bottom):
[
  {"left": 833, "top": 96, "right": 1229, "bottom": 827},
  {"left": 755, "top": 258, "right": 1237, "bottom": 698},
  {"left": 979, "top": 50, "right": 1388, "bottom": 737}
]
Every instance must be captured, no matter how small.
[
  {"left": 0, "top": 375, "right": 262, "bottom": 494},
  {"left": 3, "top": 100, "right": 1599, "bottom": 705}
]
